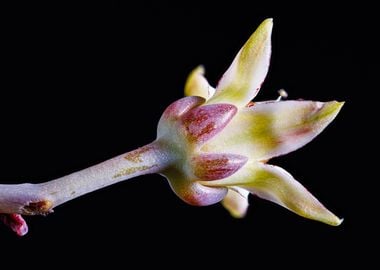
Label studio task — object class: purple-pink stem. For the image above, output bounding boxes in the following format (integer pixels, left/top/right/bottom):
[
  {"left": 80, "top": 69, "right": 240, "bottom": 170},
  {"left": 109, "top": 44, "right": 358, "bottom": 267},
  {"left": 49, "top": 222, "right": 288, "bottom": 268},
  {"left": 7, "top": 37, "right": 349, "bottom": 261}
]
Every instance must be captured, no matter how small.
[{"left": 0, "top": 141, "right": 170, "bottom": 217}]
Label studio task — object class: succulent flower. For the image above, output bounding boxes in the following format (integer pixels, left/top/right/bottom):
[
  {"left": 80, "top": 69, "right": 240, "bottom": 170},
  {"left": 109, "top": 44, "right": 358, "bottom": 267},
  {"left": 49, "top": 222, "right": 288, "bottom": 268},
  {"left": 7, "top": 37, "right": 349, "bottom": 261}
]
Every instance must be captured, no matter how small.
[
  {"left": 0, "top": 19, "right": 343, "bottom": 236},
  {"left": 158, "top": 18, "right": 343, "bottom": 224}
]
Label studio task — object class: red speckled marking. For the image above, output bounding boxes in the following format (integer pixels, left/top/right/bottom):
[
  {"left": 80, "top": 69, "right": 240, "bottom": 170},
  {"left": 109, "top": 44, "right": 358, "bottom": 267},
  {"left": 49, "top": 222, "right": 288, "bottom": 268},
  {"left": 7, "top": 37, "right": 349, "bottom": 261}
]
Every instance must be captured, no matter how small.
[
  {"left": 193, "top": 153, "right": 248, "bottom": 181},
  {"left": 0, "top": 213, "right": 28, "bottom": 236},
  {"left": 182, "top": 103, "right": 237, "bottom": 144},
  {"left": 124, "top": 144, "right": 154, "bottom": 163}
]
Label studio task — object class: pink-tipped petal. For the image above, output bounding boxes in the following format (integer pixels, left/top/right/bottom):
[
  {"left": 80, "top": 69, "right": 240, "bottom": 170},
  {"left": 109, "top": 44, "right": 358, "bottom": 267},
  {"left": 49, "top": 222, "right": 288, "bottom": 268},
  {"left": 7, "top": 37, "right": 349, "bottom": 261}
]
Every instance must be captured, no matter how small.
[
  {"left": 208, "top": 19, "right": 273, "bottom": 108},
  {"left": 203, "top": 100, "right": 344, "bottom": 161},
  {"left": 0, "top": 213, "right": 28, "bottom": 236},
  {"left": 202, "top": 162, "right": 342, "bottom": 226},
  {"left": 182, "top": 103, "right": 237, "bottom": 145},
  {"left": 192, "top": 153, "right": 248, "bottom": 181},
  {"left": 222, "top": 187, "right": 250, "bottom": 218},
  {"left": 184, "top": 66, "right": 215, "bottom": 100}
]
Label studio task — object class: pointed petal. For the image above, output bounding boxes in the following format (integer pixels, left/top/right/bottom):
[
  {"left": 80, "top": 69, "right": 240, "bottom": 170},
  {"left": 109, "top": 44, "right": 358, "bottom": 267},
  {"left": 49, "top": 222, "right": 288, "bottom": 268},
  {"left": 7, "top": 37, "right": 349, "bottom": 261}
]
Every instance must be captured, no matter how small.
[
  {"left": 202, "top": 162, "right": 342, "bottom": 226},
  {"left": 0, "top": 213, "right": 29, "bottom": 236},
  {"left": 207, "top": 19, "right": 273, "bottom": 107},
  {"left": 222, "top": 187, "right": 249, "bottom": 218},
  {"left": 184, "top": 66, "right": 215, "bottom": 99},
  {"left": 182, "top": 103, "right": 237, "bottom": 145},
  {"left": 203, "top": 100, "right": 344, "bottom": 160},
  {"left": 192, "top": 153, "right": 248, "bottom": 181}
]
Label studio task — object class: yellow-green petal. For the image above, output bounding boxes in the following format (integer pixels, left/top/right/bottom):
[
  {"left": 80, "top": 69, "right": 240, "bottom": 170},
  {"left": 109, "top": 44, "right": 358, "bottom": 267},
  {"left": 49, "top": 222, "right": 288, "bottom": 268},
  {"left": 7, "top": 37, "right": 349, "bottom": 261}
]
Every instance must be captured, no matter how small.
[
  {"left": 207, "top": 18, "right": 273, "bottom": 108},
  {"left": 184, "top": 66, "right": 215, "bottom": 100},
  {"left": 202, "top": 162, "right": 343, "bottom": 226},
  {"left": 202, "top": 100, "right": 344, "bottom": 161},
  {"left": 222, "top": 187, "right": 249, "bottom": 218}
]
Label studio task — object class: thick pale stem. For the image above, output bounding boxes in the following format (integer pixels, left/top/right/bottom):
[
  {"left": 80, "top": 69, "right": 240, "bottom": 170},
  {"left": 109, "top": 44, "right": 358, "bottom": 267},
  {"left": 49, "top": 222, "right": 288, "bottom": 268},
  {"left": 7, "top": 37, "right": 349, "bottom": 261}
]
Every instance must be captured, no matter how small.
[{"left": 0, "top": 141, "right": 169, "bottom": 215}]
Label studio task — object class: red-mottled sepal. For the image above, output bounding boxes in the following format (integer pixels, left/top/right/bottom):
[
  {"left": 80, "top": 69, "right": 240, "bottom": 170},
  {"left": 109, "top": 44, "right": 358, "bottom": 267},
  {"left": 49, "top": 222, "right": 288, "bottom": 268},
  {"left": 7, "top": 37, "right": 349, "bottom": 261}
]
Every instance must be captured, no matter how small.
[
  {"left": 192, "top": 153, "right": 247, "bottom": 181},
  {"left": 181, "top": 103, "right": 237, "bottom": 144}
]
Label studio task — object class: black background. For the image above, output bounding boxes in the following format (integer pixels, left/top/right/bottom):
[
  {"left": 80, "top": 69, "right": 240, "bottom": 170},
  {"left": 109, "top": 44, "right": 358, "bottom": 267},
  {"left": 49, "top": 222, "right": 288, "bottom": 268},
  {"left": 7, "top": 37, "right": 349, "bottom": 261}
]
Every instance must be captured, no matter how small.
[{"left": 0, "top": 1, "right": 374, "bottom": 267}]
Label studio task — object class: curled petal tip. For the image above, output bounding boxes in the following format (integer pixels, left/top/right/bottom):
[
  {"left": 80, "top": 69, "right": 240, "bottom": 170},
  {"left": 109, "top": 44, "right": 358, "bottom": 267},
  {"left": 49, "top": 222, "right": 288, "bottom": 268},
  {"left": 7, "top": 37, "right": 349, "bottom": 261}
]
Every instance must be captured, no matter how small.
[
  {"left": 185, "top": 65, "right": 215, "bottom": 100},
  {"left": 305, "top": 207, "right": 343, "bottom": 227},
  {"left": 311, "top": 213, "right": 343, "bottom": 226},
  {"left": 335, "top": 218, "right": 344, "bottom": 226},
  {"left": 324, "top": 215, "right": 343, "bottom": 226},
  {"left": 331, "top": 217, "right": 344, "bottom": 226}
]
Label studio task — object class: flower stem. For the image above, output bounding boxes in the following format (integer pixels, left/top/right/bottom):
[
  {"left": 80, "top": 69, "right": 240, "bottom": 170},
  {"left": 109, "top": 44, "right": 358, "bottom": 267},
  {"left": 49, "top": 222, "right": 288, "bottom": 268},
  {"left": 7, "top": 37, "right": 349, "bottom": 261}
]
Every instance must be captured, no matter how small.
[{"left": 0, "top": 141, "right": 169, "bottom": 215}]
